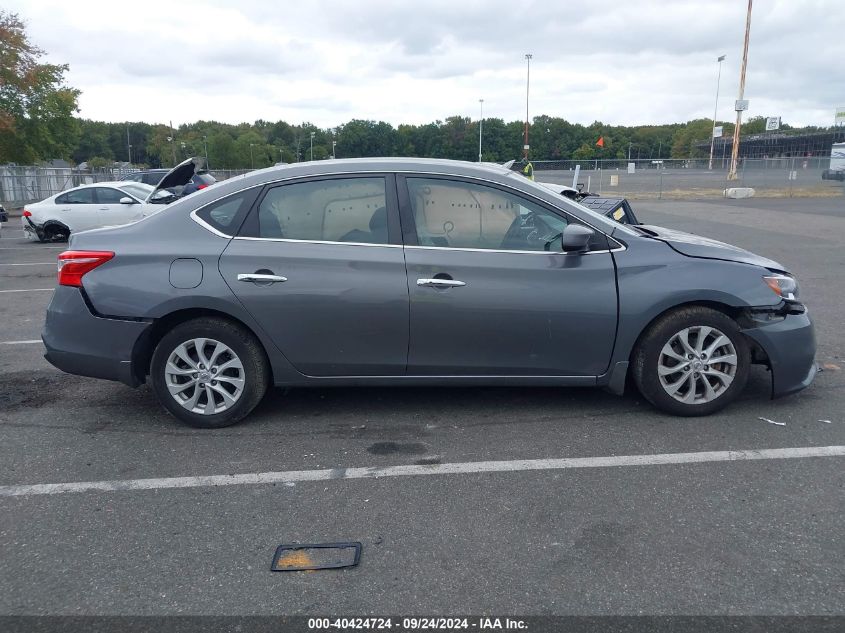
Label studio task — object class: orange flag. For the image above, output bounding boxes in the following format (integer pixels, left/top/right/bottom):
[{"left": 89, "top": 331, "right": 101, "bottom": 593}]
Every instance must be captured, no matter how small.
[{"left": 596, "top": 136, "right": 605, "bottom": 147}]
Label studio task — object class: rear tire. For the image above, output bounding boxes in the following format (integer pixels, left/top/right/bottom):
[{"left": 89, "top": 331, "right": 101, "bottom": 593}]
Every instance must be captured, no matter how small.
[
  {"left": 632, "top": 306, "right": 750, "bottom": 416},
  {"left": 150, "top": 317, "right": 269, "bottom": 428}
]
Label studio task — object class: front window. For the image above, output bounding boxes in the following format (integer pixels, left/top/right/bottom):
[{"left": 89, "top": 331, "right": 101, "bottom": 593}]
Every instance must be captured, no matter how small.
[
  {"left": 256, "top": 177, "right": 388, "bottom": 244},
  {"left": 93, "top": 187, "right": 127, "bottom": 204},
  {"left": 406, "top": 178, "right": 568, "bottom": 252}
]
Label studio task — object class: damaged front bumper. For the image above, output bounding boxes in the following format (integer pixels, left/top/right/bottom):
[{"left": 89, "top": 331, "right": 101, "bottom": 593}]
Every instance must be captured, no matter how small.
[{"left": 741, "top": 300, "right": 817, "bottom": 398}]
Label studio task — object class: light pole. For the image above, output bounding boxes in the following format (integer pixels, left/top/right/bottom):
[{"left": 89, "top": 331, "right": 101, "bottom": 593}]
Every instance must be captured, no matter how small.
[
  {"left": 478, "top": 98, "right": 484, "bottom": 162},
  {"left": 708, "top": 55, "right": 727, "bottom": 170},
  {"left": 249, "top": 143, "right": 255, "bottom": 170},
  {"left": 628, "top": 142, "right": 633, "bottom": 161},
  {"left": 203, "top": 135, "right": 209, "bottom": 170},
  {"left": 523, "top": 53, "right": 532, "bottom": 160},
  {"left": 332, "top": 140, "right": 337, "bottom": 159},
  {"left": 126, "top": 124, "right": 131, "bottom": 164},
  {"left": 310, "top": 131, "right": 315, "bottom": 161},
  {"left": 729, "top": 0, "right": 753, "bottom": 181}
]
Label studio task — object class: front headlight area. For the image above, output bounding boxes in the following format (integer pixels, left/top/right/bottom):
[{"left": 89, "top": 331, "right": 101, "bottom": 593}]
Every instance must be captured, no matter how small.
[{"left": 763, "top": 274, "right": 798, "bottom": 300}]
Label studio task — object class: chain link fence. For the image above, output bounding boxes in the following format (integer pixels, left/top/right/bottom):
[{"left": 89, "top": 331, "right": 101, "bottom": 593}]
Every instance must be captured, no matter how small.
[
  {"left": 0, "top": 166, "right": 140, "bottom": 208},
  {"left": 0, "top": 166, "right": 256, "bottom": 208},
  {"left": 534, "top": 157, "right": 843, "bottom": 199},
  {"left": 2, "top": 159, "right": 842, "bottom": 208}
]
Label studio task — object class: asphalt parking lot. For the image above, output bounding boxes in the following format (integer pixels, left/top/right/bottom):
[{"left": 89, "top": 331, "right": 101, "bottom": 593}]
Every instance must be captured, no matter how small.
[{"left": 1, "top": 198, "right": 844, "bottom": 615}]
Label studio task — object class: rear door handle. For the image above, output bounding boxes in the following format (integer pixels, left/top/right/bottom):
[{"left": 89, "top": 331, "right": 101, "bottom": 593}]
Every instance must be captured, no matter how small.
[
  {"left": 237, "top": 273, "right": 287, "bottom": 283},
  {"left": 417, "top": 278, "right": 466, "bottom": 288}
]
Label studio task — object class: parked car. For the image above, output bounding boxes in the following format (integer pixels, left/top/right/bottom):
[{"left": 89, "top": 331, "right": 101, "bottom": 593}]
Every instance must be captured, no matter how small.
[
  {"left": 124, "top": 168, "right": 216, "bottom": 196},
  {"left": 43, "top": 158, "right": 816, "bottom": 428},
  {"left": 0, "top": 203, "right": 7, "bottom": 238},
  {"left": 22, "top": 159, "right": 197, "bottom": 242}
]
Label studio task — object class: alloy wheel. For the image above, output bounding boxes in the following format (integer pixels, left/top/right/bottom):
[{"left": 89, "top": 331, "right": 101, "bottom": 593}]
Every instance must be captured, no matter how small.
[
  {"left": 657, "top": 326, "right": 738, "bottom": 404},
  {"left": 164, "top": 338, "right": 245, "bottom": 415}
]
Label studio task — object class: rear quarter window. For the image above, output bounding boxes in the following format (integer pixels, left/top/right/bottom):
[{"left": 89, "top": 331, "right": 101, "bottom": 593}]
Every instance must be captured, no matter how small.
[{"left": 194, "top": 188, "right": 260, "bottom": 236}]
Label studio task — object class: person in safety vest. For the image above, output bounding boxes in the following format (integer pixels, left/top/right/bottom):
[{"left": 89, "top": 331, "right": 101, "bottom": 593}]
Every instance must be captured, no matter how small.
[
  {"left": 510, "top": 158, "right": 535, "bottom": 181},
  {"left": 522, "top": 160, "right": 534, "bottom": 180}
]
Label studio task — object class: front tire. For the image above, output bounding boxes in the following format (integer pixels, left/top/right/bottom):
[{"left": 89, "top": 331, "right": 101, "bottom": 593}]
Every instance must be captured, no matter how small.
[
  {"left": 151, "top": 317, "right": 269, "bottom": 428},
  {"left": 632, "top": 307, "right": 750, "bottom": 416}
]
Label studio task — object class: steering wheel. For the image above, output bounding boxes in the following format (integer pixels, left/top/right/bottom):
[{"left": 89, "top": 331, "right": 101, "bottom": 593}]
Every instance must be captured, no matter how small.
[{"left": 500, "top": 211, "right": 553, "bottom": 250}]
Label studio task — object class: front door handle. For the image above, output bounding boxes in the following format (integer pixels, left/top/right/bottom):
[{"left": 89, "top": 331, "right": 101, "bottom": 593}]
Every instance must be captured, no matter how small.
[
  {"left": 417, "top": 278, "right": 466, "bottom": 288},
  {"left": 237, "top": 273, "right": 287, "bottom": 283}
]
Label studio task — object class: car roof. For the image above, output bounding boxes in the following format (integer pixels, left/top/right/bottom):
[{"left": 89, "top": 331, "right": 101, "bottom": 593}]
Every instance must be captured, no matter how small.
[{"left": 177, "top": 157, "right": 625, "bottom": 236}]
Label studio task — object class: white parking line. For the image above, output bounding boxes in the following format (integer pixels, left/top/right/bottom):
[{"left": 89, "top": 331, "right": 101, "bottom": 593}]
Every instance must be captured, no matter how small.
[
  {"left": 0, "top": 288, "right": 54, "bottom": 293},
  {"left": 0, "top": 262, "right": 55, "bottom": 266},
  {"left": 1, "top": 445, "right": 842, "bottom": 498},
  {"left": 0, "top": 340, "right": 41, "bottom": 345}
]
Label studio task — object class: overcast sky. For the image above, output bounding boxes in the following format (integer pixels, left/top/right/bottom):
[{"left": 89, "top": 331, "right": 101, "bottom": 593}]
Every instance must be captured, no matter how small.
[{"left": 9, "top": 0, "right": 845, "bottom": 128}]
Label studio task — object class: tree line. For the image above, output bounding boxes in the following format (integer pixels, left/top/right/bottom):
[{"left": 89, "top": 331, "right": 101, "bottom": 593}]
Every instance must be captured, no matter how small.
[
  {"left": 54, "top": 115, "right": 837, "bottom": 171},
  {"left": 1, "top": 10, "right": 836, "bottom": 171}
]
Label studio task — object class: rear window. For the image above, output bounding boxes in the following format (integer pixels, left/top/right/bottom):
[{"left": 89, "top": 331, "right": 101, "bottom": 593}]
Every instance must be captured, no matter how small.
[
  {"left": 56, "top": 188, "right": 94, "bottom": 204},
  {"left": 143, "top": 172, "right": 167, "bottom": 186}
]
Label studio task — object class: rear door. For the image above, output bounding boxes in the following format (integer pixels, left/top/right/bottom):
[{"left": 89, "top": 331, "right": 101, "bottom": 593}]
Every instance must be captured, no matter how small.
[
  {"left": 218, "top": 174, "right": 410, "bottom": 377},
  {"left": 53, "top": 188, "right": 100, "bottom": 232},
  {"left": 398, "top": 175, "right": 619, "bottom": 377}
]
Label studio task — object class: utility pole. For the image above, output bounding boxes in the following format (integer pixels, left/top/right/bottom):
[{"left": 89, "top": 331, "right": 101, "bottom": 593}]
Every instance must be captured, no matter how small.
[
  {"left": 708, "top": 55, "right": 726, "bottom": 170},
  {"left": 478, "top": 98, "right": 484, "bottom": 162},
  {"left": 310, "top": 131, "right": 315, "bottom": 161},
  {"left": 728, "top": 0, "right": 753, "bottom": 180},
  {"left": 523, "top": 53, "right": 532, "bottom": 159},
  {"left": 203, "top": 135, "right": 209, "bottom": 170},
  {"left": 126, "top": 124, "right": 131, "bottom": 164},
  {"left": 169, "top": 120, "right": 176, "bottom": 166}
]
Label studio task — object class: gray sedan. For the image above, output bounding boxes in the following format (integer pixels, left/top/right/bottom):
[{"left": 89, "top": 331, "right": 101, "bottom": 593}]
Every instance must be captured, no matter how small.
[{"left": 43, "top": 158, "right": 816, "bottom": 428}]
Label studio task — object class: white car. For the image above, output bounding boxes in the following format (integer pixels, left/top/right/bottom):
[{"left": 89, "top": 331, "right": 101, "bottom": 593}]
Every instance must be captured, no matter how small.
[{"left": 21, "top": 158, "right": 197, "bottom": 242}]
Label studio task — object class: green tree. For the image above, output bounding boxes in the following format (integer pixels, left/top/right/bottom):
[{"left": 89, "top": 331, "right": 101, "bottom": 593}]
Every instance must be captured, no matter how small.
[
  {"left": 670, "top": 119, "right": 715, "bottom": 158},
  {"left": 0, "top": 10, "right": 80, "bottom": 162},
  {"left": 572, "top": 143, "right": 595, "bottom": 160}
]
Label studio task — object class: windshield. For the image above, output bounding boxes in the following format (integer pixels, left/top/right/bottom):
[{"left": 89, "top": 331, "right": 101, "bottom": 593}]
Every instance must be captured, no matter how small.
[{"left": 118, "top": 182, "right": 155, "bottom": 200}]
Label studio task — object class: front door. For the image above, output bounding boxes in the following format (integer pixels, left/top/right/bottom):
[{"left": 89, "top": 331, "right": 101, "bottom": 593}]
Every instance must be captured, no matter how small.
[
  {"left": 399, "top": 176, "right": 618, "bottom": 376},
  {"left": 93, "top": 187, "right": 143, "bottom": 227},
  {"left": 219, "top": 175, "right": 409, "bottom": 377}
]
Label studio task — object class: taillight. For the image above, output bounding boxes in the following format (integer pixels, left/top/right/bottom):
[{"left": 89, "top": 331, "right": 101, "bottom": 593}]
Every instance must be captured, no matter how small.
[
  {"left": 57, "top": 251, "right": 114, "bottom": 287},
  {"left": 197, "top": 184, "right": 209, "bottom": 189},
  {"left": 22, "top": 209, "right": 32, "bottom": 217}
]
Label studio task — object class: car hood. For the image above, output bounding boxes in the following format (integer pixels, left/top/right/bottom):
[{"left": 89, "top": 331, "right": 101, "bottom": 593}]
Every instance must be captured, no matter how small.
[
  {"left": 637, "top": 225, "right": 786, "bottom": 271},
  {"left": 147, "top": 157, "right": 197, "bottom": 201}
]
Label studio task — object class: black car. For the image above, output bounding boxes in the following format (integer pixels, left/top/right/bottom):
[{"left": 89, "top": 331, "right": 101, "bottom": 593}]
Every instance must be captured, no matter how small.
[{"left": 123, "top": 169, "right": 216, "bottom": 196}]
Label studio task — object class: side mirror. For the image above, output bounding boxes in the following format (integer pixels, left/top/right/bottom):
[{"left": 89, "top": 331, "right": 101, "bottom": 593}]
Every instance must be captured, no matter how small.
[
  {"left": 119, "top": 197, "right": 136, "bottom": 205},
  {"left": 562, "top": 224, "right": 594, "bottom": 254}
]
